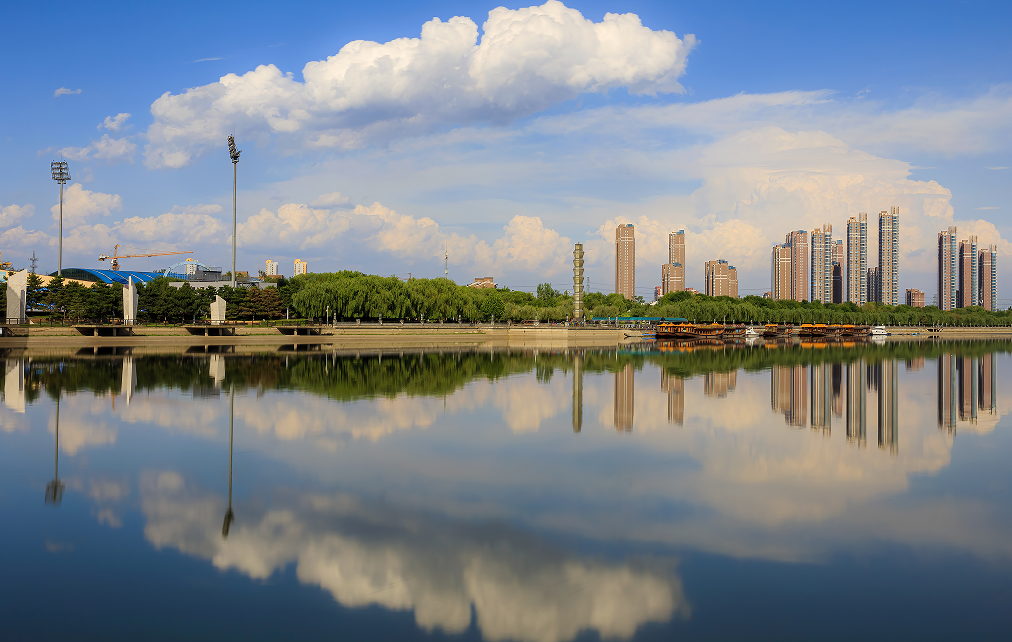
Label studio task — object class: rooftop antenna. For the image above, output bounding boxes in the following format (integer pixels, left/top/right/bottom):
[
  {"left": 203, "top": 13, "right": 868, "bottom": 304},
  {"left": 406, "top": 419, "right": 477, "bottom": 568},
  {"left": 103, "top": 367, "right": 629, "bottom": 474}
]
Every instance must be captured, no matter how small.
[
  {"left": 227, "top": 135, "right": 241, "bottom": 288},
  {"left": 29, "top": 250, "right": 38, "bottom": 274},
  {"left": 51, "top": 158, "right": 71, "bottom": 276}
]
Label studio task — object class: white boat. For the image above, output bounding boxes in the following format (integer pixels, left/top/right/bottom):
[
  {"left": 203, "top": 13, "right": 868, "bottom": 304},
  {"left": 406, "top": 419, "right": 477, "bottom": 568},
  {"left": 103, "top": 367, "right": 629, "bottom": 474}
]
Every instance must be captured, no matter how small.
[
  {"left": 871, "top": 325, "right": 889, "bottom": 336},
  {"left": 745, "top": 326, "right": 762, "bottom": 338}
]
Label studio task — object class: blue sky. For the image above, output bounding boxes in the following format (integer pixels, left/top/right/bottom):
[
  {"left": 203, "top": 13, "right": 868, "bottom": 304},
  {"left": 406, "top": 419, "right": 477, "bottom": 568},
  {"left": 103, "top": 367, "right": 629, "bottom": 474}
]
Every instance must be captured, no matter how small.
[{"left": 2, "top": 0, "right": 1010, "bottom": 299}]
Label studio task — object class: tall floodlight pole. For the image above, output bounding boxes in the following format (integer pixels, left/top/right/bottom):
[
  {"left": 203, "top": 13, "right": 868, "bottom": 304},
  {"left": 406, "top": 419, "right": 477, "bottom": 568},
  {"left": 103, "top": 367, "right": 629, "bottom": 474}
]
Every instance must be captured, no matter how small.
[
  {"left": 227, "top": 136, "right": 241, "bottom": 287},
  {"left": 51, "top": 161, "right": 70, "bottom": 276},
  {"left": 444, "top": 244, "right": 448, "bottom": 279}
]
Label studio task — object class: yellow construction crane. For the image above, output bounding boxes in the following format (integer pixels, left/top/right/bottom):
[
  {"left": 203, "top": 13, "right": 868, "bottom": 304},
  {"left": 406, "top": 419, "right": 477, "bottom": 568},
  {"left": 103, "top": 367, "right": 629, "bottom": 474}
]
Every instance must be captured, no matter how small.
[{"left": 98, "top": 245, "right": 193, "bottom": 271}]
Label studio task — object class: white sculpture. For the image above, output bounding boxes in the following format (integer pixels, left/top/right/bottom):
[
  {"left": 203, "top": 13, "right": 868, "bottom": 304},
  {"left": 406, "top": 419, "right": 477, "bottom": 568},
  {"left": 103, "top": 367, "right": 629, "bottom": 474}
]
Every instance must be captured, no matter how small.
[
  {"left": 5, "top": 270, "right": 28, "bottom": 324},
  {"left": 123, "top": 276, "right": 139, "bottom": 325},
  {"left": 210, "top": 295, "right": 226, "bottom": 325}
]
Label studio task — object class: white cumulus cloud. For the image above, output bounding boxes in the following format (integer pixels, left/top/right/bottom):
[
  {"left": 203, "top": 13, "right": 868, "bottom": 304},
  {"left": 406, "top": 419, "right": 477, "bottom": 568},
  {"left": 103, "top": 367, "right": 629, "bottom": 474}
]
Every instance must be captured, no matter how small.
[
  {"left": 99, "top": 113, "right": 132, "bottom": 131},
  {"left": 143, "top": 0, "right": 696, "bottom": 168},
  {"left": 50, "top": 184, "right": 123, "bottom": 226},
  {"left": 59, "top": 135, "right": 137, "bottom": 164},
  {"left": 54, "top": 87, "right": 82, "bottom": 97},
  {"left": 0, "top": 203, "right": 35, "bottom": 228}
]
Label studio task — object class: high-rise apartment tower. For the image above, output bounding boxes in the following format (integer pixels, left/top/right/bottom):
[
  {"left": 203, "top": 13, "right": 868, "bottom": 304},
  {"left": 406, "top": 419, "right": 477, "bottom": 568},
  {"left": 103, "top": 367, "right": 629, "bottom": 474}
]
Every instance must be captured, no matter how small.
[
  {"left": 661, "top": 263, "right": 683, "bottom": 296},
  {"left": 771, "top": 244, "right": 793, "bottom": 301},
  {"left": 573, "top": 243, "right": 585, "bottom": 320},
  {"left": 811, "top": 224, "right": 833, "bottom": 303},
  {"left": 958, "top": 236, "right": 978, "bottom": 308},
  {"left": 847, "top": 213, "right": 868, "bottom": 305},
  {"left": 979, "top": 245, "right": 998, "bottom": 312},
  {"left": 704, "top": 260, "right": 738, "bottom": 298},
  {"left": 878, "top": 207, "right": 900, "bottom": 305},
  {"left": 668, "top": 230, "right": 686, "bottom": 291},
  {"left": 615, "top": 224, "right": 636, "bottom": 300},
  {"left": 937, "top": 227, "right": 957, "bottom": 311}
]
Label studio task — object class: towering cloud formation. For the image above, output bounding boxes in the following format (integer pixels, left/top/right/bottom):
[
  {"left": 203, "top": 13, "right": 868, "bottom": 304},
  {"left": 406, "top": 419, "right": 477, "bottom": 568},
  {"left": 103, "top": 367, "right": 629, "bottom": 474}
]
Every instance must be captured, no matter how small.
[{"left": 144, "top": 1, "right": 696, "bottom": 168}]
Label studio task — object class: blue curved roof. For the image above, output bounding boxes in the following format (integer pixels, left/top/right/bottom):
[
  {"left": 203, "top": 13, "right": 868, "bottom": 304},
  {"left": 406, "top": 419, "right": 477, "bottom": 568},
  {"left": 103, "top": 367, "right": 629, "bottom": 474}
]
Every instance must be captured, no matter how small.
[{"left": 61, "top": 268, "right": 163, "bottom": 284}]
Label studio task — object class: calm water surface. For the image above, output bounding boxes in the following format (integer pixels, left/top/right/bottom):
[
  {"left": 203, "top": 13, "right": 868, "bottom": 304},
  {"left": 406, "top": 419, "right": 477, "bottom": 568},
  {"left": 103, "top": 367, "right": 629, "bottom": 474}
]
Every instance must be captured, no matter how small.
[{"left": 2, "top": 341, "right": 1011, "bottom": 641}]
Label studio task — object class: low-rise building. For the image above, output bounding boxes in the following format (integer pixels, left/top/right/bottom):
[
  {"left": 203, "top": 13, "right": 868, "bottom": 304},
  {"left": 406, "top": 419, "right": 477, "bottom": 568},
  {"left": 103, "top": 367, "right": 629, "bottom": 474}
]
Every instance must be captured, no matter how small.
[
  {"left": 905, "top": 288, "right": 925, "bottom": 308},
  {"left": 467, "top": 276, "right": 496, "bottom": 289}
]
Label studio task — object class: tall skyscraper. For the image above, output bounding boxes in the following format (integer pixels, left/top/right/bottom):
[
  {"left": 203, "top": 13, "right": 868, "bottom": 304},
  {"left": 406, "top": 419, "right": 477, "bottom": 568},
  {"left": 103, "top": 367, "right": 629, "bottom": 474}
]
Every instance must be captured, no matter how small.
[
  {"left": 669, "top": 230, "right": 685, "bottom": 285},
  {"left": 771, "top": 244, "right": 793, "bottom": 300},
  {"left": 847, "top": 213, "right": 868, "bottom": 305},
  {"left": 615, "top": 224, "right": 636, "bottom": 300},
  {"left": 979, "top": 245, "right": 998, "bottom": 311},
  {"left": 958, "top": 235, "right": 978, "bottom": 308},
  {"left": 937, "top": 227, "right": 957, "bottom": 311},
  {"left": 811, "top": 224, "right": 834, "bottom": 303},
  {"left": 878, "top": 207, "right": 900, "bottom": 305},
  {"left": 704, "top": 259, "right": 738, "bottom": 297},
  {"left": 867, "top": 267, "right": 880, "bottom": 303},
  {"left": 785, "top": 230, "right": 809, "bottom": 301},
  {"left": 661, "top": 262, "right": 683, "bottom": 295}
]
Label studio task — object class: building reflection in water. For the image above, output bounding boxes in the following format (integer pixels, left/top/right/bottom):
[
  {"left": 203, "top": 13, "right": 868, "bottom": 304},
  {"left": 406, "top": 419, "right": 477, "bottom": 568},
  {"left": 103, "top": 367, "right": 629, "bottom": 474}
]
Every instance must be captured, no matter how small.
[
  {"left": 771, "top": 365, "right": 807, "bottom": 427},
  {"left": 846, "top": 361, "right": 867, "bottom": 446},
  {"left": 121, "top": 356, "right": 136, "bottom": 404},
  {"left": 614, "top": 363, "right": 634, "bottom": 431},
  {"left": 4, "top": 356, "right": 25, "bottom": 413},
  {"left": 980, "top": 353, "right": 997, "bottom": 416},
  {"left": 906, "top": 356, "right": 925, "bottom": 372},
  {"left": 704, "top": 371, "right": 736, "bottom": 398},
  {"left": 811, "top": 362, "right": 832, "bottom": 436},
  {"left": 832, "top": 363, "right": 844, "bottom": 419},
  {"left": 572, "top": 352, "right": 583, "bottom": 433},
  {"left": 876, "top": 360, "right": 898, "bottom": 454},
  {"left": 939, "top": 353, "right": 998, "bottom": 432},
  {"left": 660, "top": 369, "right": 684, "bottom": 426}
]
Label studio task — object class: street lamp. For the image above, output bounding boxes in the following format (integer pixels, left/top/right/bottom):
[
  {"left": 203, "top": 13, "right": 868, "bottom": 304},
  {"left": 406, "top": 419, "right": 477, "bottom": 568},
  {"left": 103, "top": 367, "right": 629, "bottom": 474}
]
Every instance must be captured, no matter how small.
[
  {"left": 227, "top": 136, "right": 241, "bottom": 288},
  {"left": 51, "top": 161, "right": 70, "bottom": 276}
]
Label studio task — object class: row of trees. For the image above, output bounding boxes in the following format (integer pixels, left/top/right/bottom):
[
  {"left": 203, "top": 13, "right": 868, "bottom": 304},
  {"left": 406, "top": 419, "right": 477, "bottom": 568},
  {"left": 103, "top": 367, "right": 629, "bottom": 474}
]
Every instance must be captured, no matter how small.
[{"left": 5, "top": 269, "right": 1010, "bottom": 326}]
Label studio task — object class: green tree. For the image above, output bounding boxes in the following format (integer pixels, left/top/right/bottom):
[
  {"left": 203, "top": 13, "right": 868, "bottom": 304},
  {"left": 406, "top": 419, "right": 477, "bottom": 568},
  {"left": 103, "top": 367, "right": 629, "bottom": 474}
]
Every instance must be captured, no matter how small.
[{"left": 26, "top": 273, "right": 44, "bottom": 313}]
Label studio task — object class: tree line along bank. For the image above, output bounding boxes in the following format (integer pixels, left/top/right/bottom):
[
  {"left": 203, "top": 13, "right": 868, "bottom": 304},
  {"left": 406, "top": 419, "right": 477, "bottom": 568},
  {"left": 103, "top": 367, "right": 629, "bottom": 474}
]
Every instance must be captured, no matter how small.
[{"left": 4, "top": 270, "right": 1010, "bottom": 326}]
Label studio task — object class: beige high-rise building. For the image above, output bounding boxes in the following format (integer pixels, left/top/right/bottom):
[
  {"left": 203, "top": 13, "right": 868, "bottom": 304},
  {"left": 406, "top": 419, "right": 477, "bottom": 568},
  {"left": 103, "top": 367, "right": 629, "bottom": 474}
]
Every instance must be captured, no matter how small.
[
  {"left": 615, "top": 224, "right": 636, "bottom": 300},
  {"left": 294, "top": 259, "right": 308, "bottom": 276},
  {"left": 937, "top": 227, "right": 957, "bottom": 311},
  {"left": 668, "top": 230, "right": 686, "bottom": 287},
  {"left": 847, "top": 213, "right": 868, "bottom": 305},
  {"left": 265, "top": 260, "right": 279, "bottom": 276},
  {"left": 958, "top": 236, "right": 978, "bottom": 308},
  {"left": 879, "top": 208, "right": 900, "bottom": 305},
  {"left": 785, "top": 230, "right": 809, "bottom": 301},
  {"left": 771, "top": 244, "right": 792, "bottom": 300},
  {"left": 811, "top": 224, "right": 833, "bottom": 303},
  {"left": 661, "top": 262, "right": 683, "bottom": 296},
  {"left": 979, "top": 245, "right": 998, "bottom": 312},
  {"left": 704, "top": 260, "right": 738, "bottom": 298}
]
